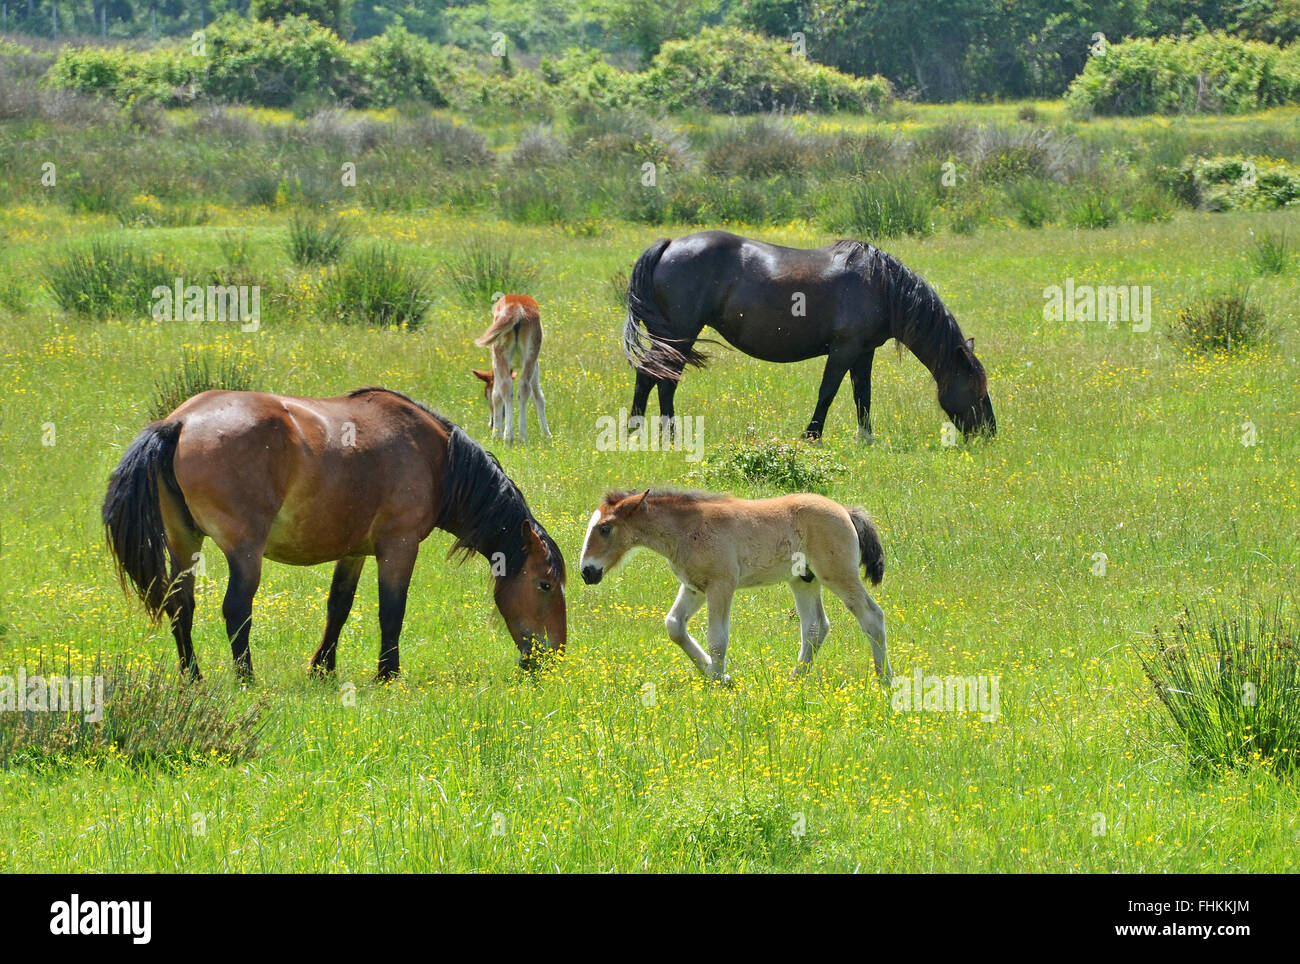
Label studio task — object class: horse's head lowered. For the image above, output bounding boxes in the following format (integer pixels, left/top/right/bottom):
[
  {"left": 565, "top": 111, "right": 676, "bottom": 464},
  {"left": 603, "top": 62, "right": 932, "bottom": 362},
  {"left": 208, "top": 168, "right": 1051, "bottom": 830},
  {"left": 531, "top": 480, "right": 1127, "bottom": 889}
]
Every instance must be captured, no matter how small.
[
  {"left": 496, "top": 519, "right": 567, "bottom": 670},
  {"left": 578, "top": 490, "right": 650, "bottom": 585},
  {"left": 938, "top": 338, "right": 996, "bottom": 438}
]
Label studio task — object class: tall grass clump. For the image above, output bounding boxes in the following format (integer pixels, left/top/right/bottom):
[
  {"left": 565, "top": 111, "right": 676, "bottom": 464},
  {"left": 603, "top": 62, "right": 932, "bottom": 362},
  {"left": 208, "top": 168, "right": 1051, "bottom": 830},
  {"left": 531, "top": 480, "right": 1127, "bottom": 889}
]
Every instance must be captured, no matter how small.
[
  {"left": 1247, "top": 230, "right": 1292, "bottom": 275},
  {"left": 826, "top": 173, "right": 934, "bottom": 239},
  {"left": 695, "top": 436, "right": 844, "bottom": 493},
  {"left": 1171, "top": 286, "right": 1269, "bottom": 353},
  {"left": 0, "top": 658, "right": 263, "bottom": 772},
  {"left": 444, "top": 237, "right": 540, "bottom": 309},
  {"left": 1141, "top": 602, "right": 1300, "bottom": 777},
  {"left": 150, "top": 350, "right": 256, "bottom": 419},
  {"left": 321, "top": 244, "right": 430, "bottom": 328},
  {"left": 44, "top": 239, "right": 173, "bottom": 317},
  {"left": 286, "top": 214, "right": 353, "bottom": 267}
]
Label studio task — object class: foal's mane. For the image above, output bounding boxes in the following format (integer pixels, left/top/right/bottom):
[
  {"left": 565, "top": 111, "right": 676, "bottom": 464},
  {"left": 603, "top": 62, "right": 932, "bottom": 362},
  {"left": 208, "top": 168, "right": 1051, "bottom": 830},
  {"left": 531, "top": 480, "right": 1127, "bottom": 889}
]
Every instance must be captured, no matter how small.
[
  {"left": 604, "top": 488, "right": 727, "bottom": 508},
  {"left": 831, "top": 239, "right": 983, "bottom": 391},
  {"left": 347, "top": 387, "right": 565, "bottom": 580}
]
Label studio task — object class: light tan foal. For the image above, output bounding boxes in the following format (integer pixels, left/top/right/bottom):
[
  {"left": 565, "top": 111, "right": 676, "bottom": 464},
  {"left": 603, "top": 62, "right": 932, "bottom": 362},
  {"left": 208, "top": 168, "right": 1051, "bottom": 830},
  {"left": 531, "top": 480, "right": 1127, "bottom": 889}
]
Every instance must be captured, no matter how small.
[
  {"left": 579, "top": 489, "right": 892, "bottom": 684},
  {"left": 474, "top": 294, "right": 550, "bottom": 444}
]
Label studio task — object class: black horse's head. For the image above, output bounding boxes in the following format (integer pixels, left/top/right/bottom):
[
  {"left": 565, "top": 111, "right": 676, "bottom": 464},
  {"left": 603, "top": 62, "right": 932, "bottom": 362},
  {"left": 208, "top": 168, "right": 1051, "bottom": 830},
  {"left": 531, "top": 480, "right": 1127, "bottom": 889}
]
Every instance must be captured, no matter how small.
[{"left": 939, "top": 338, "right": 996, "bottom": 439}]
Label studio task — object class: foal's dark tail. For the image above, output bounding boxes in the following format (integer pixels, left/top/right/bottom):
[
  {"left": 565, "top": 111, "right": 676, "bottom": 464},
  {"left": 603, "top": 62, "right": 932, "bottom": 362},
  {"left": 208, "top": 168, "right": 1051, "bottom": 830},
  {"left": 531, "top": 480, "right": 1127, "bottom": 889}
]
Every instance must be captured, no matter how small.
[
  {"left": 849, "top": 508, "right": 885, "bottom": 586},
  {"left": 102, "top": 420, "right": 187, "bottom": 620},
  {"left": 623, "top": 237, "right": 709, "bottom": 381}
]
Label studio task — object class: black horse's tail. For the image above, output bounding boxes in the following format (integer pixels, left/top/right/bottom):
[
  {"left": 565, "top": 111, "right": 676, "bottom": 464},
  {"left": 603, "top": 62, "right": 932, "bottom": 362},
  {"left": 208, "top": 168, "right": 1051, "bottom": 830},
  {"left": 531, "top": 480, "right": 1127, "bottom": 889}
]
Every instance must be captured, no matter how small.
[
  {"left": 102, "top": 420, "right": 187, "bottom": 620},
  {"left": 623, "top": 238, "right": 709, "bottom": 381},
  {"left": 849, "top": 508, "right": 885, "bottom": 586}
]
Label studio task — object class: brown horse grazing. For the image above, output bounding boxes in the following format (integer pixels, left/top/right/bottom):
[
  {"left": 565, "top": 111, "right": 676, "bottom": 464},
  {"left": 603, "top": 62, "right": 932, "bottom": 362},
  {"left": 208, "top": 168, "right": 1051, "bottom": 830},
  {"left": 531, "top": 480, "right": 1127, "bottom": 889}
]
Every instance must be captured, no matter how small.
[
  {"left": 102, "top": 387, "right": 566, "bottom": 681},
  {"left": 623, "top": 230, "right": 996, "bottom": 441}
]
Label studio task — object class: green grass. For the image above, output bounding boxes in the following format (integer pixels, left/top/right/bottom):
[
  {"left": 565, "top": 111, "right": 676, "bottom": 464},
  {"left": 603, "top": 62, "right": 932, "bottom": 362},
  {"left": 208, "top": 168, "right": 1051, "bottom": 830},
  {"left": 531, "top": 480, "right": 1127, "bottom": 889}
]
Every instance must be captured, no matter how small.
[{"left": 1, "top": 118, "right": 1299, "bottom": 872}]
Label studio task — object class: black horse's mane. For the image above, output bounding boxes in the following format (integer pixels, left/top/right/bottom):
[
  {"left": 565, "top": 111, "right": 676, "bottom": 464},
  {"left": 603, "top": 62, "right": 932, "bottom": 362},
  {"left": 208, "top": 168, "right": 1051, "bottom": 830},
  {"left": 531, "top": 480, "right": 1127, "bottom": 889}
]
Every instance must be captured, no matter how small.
[
  {"left": 347, "top": 387, "right": 565, "bottom": 580},
  {"left": 831, "top": 240, "right": 981, "bottom": 391}
]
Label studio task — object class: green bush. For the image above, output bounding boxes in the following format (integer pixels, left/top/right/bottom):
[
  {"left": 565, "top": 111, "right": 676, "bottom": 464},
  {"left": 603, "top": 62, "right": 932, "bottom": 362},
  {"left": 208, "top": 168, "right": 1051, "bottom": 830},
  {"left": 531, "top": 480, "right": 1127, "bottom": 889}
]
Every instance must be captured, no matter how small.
[
  {"left": 286, "top": 213, "right": 352, "bottom": 267},
  {"left": 1066, "top": 33, "right": 1300, "bottom": 117},
  {"left": 45, "top": 239, "right": 175, "bottom": 318},
  {"left": 695, "top": 435, "right": 844, "bottom": 493},
  {"left": 1171, "top": 287, "right": 1270, "bottom": 353},
  {"left": 1181, "top": 155, "right": 1300, "bottom": 211},
  {"left": 353, "top": 25, "right": 453, "bottom": 108},
  {"left": 443, "top": 237, "right": 540, "bottom": 309},
  {"left": 1141, "top": 602, "right": 1300, "bottom": 776},
  {"left": 321, "top": 245, "right": 430, "bottom": 328},
  {"left": 636, "top": 27, "right": 891, "bottom": 114},
  {"left": 824, "top": 172, "right": 935, "bottom": 239},
  {"left": 151, "top": 350, "right": 256, "bottom": 419},
  {"left": 1248, "top": 229, "right": 1293, "bottom": 274}
]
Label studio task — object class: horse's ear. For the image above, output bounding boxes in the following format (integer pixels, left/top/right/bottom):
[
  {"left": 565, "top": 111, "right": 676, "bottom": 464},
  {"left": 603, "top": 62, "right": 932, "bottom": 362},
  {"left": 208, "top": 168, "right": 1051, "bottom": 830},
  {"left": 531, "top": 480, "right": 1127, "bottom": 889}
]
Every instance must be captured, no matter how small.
[
  {"left": 634, "top": 488, "right": 651, "bottom": 512},
  {"left": 472, "top": 369, "right": 492, "bottom": 383},
  {"left": 965, "top": 338, "right": 975, "bottom": 351},
  {"left": 521, "top": 519, "right": 544, "bottom": 552}
]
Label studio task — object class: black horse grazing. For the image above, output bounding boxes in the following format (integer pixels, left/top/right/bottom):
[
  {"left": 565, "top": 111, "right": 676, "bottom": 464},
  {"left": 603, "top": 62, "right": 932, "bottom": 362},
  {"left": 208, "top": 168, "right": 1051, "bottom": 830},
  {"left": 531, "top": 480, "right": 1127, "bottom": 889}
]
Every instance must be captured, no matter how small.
[{"left": 623, "top": 231, "right": 996, "bottom": 440}]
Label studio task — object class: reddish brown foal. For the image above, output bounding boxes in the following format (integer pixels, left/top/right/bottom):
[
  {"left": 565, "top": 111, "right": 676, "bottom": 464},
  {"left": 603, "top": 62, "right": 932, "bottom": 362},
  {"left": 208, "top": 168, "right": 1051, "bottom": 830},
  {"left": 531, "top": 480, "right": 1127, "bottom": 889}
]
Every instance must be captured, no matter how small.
[{"left": 103, "top": 387, "right": 566, "bottom": 681}]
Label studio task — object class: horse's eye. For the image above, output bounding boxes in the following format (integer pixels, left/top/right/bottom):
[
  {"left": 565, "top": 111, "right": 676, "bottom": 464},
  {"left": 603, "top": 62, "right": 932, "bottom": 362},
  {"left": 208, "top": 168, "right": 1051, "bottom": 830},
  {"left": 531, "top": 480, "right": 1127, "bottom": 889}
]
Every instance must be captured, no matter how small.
[
  {"left": 538, "top": 581, "right": 552, "bottom": 593},
  {"left": 598, "top": 524, "right": 612, "bottom": 536}
]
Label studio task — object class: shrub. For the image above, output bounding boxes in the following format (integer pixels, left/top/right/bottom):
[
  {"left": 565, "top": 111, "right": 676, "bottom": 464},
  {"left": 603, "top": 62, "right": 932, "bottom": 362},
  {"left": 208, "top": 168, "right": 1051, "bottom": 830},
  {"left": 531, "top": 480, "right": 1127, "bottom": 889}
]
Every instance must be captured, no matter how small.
[
  {"left": 1248, "top": 229, "right": 1293, "bottom": 274},
  {"left": 0, "top": 658, "right": 263, "bottom": 772},
  {"left": 201, "top": 14, "right": 357, "bottom": 107},
  {"left": 1141, "top": 602, "right": 1300, "bottom": 776},
  {"left": 1182, "top": 155, "right": 1300, "bottom": 211},
  {"left": 444, "top": 237, "right": 540, "bottom": 309},
  {"left": 353, "top": 25, "right": 453, "bottom": 108},
  {"left": 1003, "top": 177, "right": 1057, "bottom": 228},
  {"left": 1065, "top": 194, "right": 1119, "bottom": 229},
  {"left": 286, "top": 213, "right": 352, "bottom": 267},
  {"left": 696, "top": 435, "right": 843, "bottom": 493},
  {"left": 321, "top": 245, "right": 430, "bottom": 328},
  {"left": 825, "top": 172, "right": 935, "bottom": 239},
  {"left": 1171, "top": 287, "right": 1269, "bottom": 353},
  {"left": 1066, "top": 33, "right": 1300, "bottom": 117},
  {"left": 151, "top": 350, "right": 256, "bottom": 419},
  {"left": 44, "top": 239, "right": 174, "bottom": 318},
  {"left": 636, "top": 27, "right": 891, "bottom": 114},
  {"left": 704, "top": 117, "right": 816, "bottom": 178},
  {"left": 608, "top": 268, "right": 629, "bottom": 308}
]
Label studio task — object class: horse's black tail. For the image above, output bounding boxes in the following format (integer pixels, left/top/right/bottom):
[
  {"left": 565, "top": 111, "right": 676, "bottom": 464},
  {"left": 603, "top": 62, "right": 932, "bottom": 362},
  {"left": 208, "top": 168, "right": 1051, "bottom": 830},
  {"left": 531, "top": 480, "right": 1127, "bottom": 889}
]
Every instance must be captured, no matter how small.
[
  {"left": 102, "top": 420, "right": 186, "bottom": 620},
  {"left": 849, "top": 508, "right": 885, "bottom": 586},
  {"left": 623, "top": 237, "right": 709, "bottom": 381}
]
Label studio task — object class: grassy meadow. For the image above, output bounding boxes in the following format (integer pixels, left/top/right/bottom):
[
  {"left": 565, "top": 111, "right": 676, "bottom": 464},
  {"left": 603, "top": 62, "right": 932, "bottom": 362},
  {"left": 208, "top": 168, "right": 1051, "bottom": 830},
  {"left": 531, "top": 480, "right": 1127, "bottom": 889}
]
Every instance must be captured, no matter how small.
[{"left": 1, "top": 104, "right": 1299, "bottom": 872}]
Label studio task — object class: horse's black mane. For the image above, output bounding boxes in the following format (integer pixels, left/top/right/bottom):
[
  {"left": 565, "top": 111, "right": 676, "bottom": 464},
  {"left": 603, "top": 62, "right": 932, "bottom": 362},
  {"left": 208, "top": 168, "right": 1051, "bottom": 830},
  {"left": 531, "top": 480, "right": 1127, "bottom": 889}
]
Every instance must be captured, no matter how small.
[
  {"left": 831, "top": 240, "right": 981, "bottom": 391},
  {"left": 347, "top": 387, "right": 565, "bottom": 580}
]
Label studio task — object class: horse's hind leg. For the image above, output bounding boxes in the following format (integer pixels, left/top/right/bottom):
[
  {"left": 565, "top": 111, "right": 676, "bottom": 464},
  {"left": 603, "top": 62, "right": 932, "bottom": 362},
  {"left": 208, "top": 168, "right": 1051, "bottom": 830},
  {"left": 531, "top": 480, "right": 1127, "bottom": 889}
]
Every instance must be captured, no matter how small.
[
  {"left": 311, "top": 555, "right": 366, "bottom": 675},
  {"left": 704, "top": 583, "right": 735, "bottom": 683},
  {"left": 656, "top": 377, "right": 681, "bottom": 442},
  {"left": 788, "top": 578, "right": 830, "bottom": 677},
  {"left": 222, "top": 546, "right": 264, "bottom": 682},
  {"left": 822, "top": 576, "right": 892, "bottom": 684},
  {"left": 629, "top": 370, "right": 655, "bottom": 433},
  {"left": 528, "top": 368, "right": 551, "bottom": 438},
  {"left": 164, "top": 527, "right": 205, "bottom": 680}
]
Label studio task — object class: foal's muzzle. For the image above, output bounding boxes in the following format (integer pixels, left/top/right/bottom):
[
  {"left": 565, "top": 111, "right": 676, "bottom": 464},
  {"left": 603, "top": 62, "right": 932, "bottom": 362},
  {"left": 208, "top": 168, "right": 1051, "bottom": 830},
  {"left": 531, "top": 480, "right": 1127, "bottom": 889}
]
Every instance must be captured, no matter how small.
[{"left": 581, "top": 564, "right": 603, "bottom": 585}]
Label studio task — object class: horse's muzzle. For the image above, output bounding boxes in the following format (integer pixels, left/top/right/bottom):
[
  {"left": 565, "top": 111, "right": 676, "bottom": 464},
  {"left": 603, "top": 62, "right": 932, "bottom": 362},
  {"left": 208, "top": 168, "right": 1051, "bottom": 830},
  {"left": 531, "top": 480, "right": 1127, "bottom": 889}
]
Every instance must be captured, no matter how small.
[{"left": 581, "top": 564, "right": 603, "bottom": 585}]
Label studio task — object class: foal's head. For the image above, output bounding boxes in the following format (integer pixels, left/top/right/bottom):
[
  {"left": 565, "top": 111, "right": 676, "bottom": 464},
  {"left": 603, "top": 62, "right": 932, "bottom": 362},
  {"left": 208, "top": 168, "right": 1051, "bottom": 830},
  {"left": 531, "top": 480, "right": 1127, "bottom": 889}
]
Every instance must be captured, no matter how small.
[
  {"left": 938, "top": 338, "right": 996, "bottom": 438},
  {"left": 496, "top": 519, "right": 567, "bottom": 670},
  {"left": 579, "top": 490, "right": 650, "bottom": 585}
]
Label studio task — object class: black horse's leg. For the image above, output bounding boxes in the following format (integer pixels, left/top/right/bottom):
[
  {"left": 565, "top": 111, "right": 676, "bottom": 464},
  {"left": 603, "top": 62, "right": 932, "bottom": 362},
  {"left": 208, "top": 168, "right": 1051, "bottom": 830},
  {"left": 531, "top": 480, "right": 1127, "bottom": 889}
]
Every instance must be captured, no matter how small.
[
  {"left": 222, "top": 547, "right": 264, "bottom": 682},
  {"left": 803, "top": 354, "right": 851, "bottom": 440},
  {"left": 849, "top": 348, "right": 876, "bottom": 443},
  {"left": 656, "top": 376, "right": 681, "bottom": 443},
  {"left": 374, "top": 542, "right": 418, "bottom": 681},
  {"left": 629, "top": 370, "right": 655, "bottom": 434},
  {"left": 311, "top": 555, "right": 366, "bottom": 675}
]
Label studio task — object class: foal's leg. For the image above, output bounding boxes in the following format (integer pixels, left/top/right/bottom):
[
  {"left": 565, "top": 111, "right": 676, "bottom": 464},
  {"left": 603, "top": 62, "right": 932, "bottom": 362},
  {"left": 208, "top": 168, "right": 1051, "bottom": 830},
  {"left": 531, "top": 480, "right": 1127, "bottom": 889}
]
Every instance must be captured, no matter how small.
[
  {"left": 310, "top": 555, "right": 366, "bottom": 675},
  {"left": 222, "top": 545, "right": 265, "bottom": 682},
  {"left": 705, "top": 583, "right": 735, "bottom": 683},
  {"left": 849, "top": 348, "right": 876, "bottom": 443},
  {"left": 822, "top": 577, "right": 892, "bottom": 684},
  {"left": 803, "top": 353, "right": 851, "bottom": 440},
  {"left": 788, "top": 578, "right": 831, "bottom": 677},
  {"left": 492, "top": 349, "right": 514, "bottom": 444},
  {"left": 528, "top": 367, "right": 552, "bottom": 438},
  {"left": 664, "top": 584, "right": 710, "bottom": 675},
  {"left": 374, "top": 541, "right": 419, "bottom": 681}
]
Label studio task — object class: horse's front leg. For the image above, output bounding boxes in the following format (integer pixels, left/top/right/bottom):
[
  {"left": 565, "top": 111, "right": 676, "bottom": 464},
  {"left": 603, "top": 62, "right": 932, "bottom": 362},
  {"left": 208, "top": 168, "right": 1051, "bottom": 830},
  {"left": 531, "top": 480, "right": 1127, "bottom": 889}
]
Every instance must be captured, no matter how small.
[
  {"left": 704, "top": 584, "right": 735, "bottom": 684},
  {"left": 849, "top": 348, "right": 876, "bottom": 444},
  {"left": 803, "top": 354, "right": 850, "bottom": 440},
  {"left": 664, "top": 584, "right": 710, "bottom": 674},
  {"left": 374, "top": 541, "right": 418, "bottom": 681},
  {"left": 311, "top": 555, "right": 365, "bottom": 675}
]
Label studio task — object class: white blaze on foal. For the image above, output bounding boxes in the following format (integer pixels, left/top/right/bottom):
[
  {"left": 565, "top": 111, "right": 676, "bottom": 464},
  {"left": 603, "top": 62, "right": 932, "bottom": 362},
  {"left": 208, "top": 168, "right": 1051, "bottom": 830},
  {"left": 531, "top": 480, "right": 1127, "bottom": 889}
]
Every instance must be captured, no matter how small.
[{"left": 579, "top": 489, "right": 892, "bottom": 684}]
